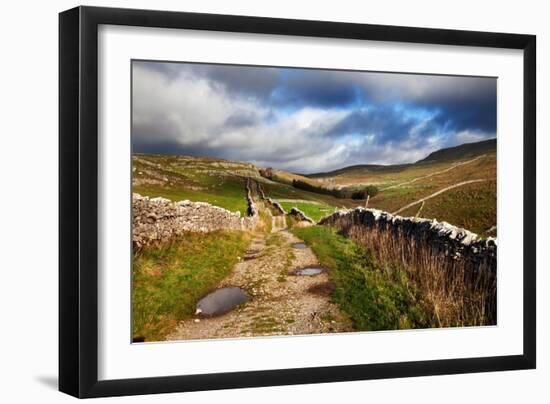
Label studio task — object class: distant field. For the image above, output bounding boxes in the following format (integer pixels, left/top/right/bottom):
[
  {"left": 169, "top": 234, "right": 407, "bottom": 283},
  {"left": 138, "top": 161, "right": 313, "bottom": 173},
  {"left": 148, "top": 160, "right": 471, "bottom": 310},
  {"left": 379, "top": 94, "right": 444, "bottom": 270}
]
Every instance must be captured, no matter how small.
[
  {"left": 311, "top": 152, "right": 497, "bottom": 233},
  {"left": 133, "top": 139, "right": 496, "bottom": 234},
  {"left": 260, "top": 178, "right": 358, "bottom": 208},
  {"left": 133, "top": 155, "right": 252, "bottom": 215},
  {"left": 367, "top": 153, "right": 496, "bottom": 219},
  {"left": 397, "top": 180, "right": 497, "bottom": 235},
  {"left": 278, "top": 201, "right": 337, "bottom": 222},
  {"left": 272, "top": 152, "right": 496, "bottom": 232}
]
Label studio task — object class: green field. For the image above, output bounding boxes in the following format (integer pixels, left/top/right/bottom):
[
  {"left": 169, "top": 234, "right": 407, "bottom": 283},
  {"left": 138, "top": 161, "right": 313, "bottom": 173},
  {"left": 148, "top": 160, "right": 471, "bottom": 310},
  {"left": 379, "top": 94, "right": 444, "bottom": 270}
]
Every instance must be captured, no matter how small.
[
  {"left": 260, "top": 178, "right": 359, "bottom": 209},
  {"left": 133, "top": 155, "right": 252, "bottom": 215},
  {"left": 278, "top": 201, "right": 337, "bottom": 222},
  {"left": 134, "top": 182, "right": 249, "bottom": 216}
]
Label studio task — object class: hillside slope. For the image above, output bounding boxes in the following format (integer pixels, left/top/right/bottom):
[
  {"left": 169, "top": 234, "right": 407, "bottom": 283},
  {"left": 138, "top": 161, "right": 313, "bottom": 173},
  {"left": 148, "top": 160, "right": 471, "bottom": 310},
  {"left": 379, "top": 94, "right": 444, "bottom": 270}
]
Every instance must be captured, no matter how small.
[{"left": 416, "top": 138, "right": 496, "bottom": 163}]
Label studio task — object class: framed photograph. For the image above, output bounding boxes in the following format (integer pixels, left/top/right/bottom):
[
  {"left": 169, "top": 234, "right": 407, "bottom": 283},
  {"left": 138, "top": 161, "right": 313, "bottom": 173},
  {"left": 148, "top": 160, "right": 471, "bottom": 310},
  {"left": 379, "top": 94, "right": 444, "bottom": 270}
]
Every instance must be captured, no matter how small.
[{"left": 59, "top": 6, "right": 536, "bottom": 398}]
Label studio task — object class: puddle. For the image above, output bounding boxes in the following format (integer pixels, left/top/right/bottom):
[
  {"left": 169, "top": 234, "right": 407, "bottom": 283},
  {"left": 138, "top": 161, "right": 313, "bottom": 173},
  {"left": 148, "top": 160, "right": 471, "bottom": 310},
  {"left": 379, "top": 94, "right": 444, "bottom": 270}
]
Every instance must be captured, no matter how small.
[
  {"left": 292, "top": 243, "right": 307, "bottom": 249},
  {"left": 196, "top": 287, "right": 249, "bottom": 317},
  {"left": 293, "top": 267, "right": 326, "bottom": 276}
]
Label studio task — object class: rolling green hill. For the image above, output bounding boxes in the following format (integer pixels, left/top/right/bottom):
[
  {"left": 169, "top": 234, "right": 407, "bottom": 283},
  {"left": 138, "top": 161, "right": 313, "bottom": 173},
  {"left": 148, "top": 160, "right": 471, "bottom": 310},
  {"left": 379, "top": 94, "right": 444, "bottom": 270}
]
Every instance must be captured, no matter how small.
[
  {"left": 132, "top": 138, "right": 496, "bottom": 234},
  {"left": 306, "top": 138, "right": 496, "bottom": 179}
]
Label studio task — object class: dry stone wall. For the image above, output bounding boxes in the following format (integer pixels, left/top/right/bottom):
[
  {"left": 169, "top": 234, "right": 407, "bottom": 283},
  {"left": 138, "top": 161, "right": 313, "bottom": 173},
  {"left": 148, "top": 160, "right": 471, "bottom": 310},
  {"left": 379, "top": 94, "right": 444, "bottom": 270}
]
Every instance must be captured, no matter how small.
[
  {"left": 266, "top": 198, "right": 286, "bottom": 215},
  {"left": 245, "top": 178, "right": 258, "bottom": 217},
  {"left": 256, "top": 182, "right": 286, "bottom": 215},
  {"left": 257, "top": 183, "right": 267, "bottom": 200},
  {"left": 288, "top": 207, "right": 315, "bottom": 224},
  {"left": 133, "top": 192, "right": 259, "bottom": 251},
  {"left": 319, "top": 207, "right": 497, "bottom": 274}
]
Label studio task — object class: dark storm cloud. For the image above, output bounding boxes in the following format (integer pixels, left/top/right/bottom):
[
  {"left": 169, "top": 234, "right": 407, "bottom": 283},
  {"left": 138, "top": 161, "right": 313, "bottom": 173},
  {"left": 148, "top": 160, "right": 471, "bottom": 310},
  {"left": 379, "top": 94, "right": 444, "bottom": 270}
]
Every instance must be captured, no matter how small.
[
  {"left": 134, "top": 60, "right": 281, "bottom": 99},
  {"left": 325, "top": 105, "right": 437, "bottom": 143},
  {"left": 136, "top": 60, "right": 496, "bottom": 135},
  {"left": 195, "top": 65, "right": 497, "bottom": 140},
  {"left": 223, "top": 110, "right": 263, "bottom": 129},
  {"left": 132, "top": 60, "right": 497, "bottom": 172},
  {"left": 373, "top": 74, "right": 498, "bottom": 135},
  {"left": 271, "top": 70, "right": 361, "bottom": 108},
  {"left": 133, "top": 60, "right": 183, "bottom": 81},
  {"left": 288, "top": 72, "right": 496, "bottom": 138},
  {"left": 430, "top": 90, "right": 497, "bottom": 134},
  {"left": 188, "top": 63, "right": 281, "bottom": 99}
]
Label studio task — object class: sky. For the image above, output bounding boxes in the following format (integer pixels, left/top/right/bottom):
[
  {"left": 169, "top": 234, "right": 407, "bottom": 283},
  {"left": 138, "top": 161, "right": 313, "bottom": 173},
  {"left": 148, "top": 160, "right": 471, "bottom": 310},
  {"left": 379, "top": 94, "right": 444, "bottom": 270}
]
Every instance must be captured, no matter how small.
[{"left": 132, "top": 60, "right": 496, "bottom": 174}]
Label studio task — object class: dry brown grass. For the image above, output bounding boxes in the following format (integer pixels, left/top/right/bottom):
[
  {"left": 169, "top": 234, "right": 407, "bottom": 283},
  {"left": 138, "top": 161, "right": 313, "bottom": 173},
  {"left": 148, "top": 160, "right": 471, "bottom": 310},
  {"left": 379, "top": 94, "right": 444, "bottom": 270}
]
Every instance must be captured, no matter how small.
[
  {"left": 344, "top": 225, "right": 496, "bottom": 327},
  {"left": 307, "top": 282, "right": 336, "bottom": 296}
]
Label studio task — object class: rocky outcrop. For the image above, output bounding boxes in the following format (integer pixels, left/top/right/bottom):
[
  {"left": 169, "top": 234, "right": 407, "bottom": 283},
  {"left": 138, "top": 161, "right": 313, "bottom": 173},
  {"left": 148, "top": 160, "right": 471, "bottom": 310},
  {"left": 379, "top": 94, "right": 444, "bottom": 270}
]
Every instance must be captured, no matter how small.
[
  {"left": 133, "top": 193, "right": 259, "bottom": 251},
  {"left": 319, "top": 207, "right": 496, "bottom": 274},
  {"left": 288, "top": 207, "right": 315, "bottom": 224}
]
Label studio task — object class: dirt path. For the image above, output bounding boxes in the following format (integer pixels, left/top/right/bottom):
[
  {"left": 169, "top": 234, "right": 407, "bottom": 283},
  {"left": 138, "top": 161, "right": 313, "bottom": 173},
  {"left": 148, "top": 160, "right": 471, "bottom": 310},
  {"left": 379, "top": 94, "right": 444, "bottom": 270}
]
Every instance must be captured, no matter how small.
[
  {"left": 166, "top": 214, "right": 351, "bottom": 341},
  {"left": 392, "top": 179, "right": 486, "bottom": 215},
  {"left": 382, "top": 155, "right": 486, "bottom": 191}
]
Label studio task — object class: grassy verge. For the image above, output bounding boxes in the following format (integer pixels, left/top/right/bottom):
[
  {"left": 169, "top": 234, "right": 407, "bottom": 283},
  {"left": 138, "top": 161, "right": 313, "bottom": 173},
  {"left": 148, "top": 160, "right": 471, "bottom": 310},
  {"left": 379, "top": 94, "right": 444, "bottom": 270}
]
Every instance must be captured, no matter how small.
[
  {"left": 132, "top": 230, "right": 251, "bottom": 341},
  {"left": 292, "top": 226, "right": 432, "bottom": 331},
  {"left": 279, "top": 201, "right": 337, "bottom": 222}
]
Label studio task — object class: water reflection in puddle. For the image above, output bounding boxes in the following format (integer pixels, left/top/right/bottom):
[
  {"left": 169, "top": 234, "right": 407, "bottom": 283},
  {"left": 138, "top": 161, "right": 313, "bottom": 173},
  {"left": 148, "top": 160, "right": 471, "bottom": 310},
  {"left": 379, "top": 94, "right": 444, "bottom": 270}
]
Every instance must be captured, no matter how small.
[
  {"left": 293, "top": 267, "right": 326, "bottom": 276},
  {"left": 196, "top": 287, "right": 249, "bottom": 317},
  {"left": 292, "top": 243, "right": 307, "bottom": 249}
]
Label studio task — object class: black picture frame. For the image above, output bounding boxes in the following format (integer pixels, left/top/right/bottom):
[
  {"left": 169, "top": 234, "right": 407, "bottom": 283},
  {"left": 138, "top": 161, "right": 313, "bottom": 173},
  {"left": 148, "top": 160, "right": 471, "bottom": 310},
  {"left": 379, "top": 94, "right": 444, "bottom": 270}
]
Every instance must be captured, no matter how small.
[{"left": 59, "top": 5, "right": 536, "bottom": 398}]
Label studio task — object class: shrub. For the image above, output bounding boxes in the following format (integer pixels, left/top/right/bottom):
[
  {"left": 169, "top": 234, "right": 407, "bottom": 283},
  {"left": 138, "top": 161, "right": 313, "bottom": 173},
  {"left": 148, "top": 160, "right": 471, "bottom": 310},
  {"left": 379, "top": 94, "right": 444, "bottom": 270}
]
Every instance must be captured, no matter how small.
[
  {"left": 364, "top": 185, "right": 379, "bottom": 197},
  {"left": 292, "top": 179, "right": 336, "bottom": 197},
  {"left": 291, "top": 180, "right": 379, "bottom": 200},
  {"left": 350, "top": 185, "right": 379, "bottom": 199}
]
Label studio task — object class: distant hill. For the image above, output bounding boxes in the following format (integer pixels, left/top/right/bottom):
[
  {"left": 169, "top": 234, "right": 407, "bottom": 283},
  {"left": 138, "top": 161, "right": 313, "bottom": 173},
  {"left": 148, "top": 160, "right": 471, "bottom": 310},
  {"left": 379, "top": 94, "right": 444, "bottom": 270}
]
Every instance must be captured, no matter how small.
[
  {"left": 416, "top": 138, "right": 496, "bottom": 163},
  {"left": 307, "top": 163, "right": 411, "bottom": 178},
  {"left": 307, "top": 138, "right": 496, "bottom": 178}
]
